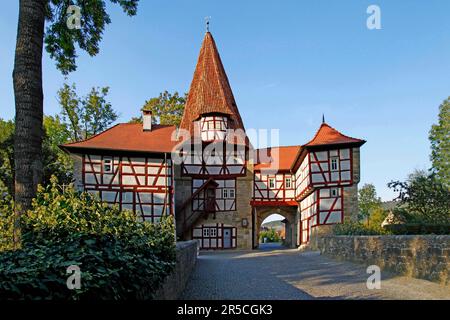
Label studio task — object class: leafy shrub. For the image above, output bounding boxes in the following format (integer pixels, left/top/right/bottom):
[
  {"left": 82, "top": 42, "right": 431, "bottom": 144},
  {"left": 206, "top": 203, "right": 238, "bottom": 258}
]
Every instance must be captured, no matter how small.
[
  {"left": 384, "top": 223, "right": 450, "bottom": 235},
  {"left": 388, "top": 171, "right": 450, "bottom": 224},
  {"left": 0, "top": 180, "right": 14, "bottom": 251},
  {"left": 333, "top": 221, "right": 391, "bottom": 236},
  {"left": 0, "top": 177, "right": 176, "bottom": 300},
  {"left": 260, "top": 229, "right": 281, "bottom": 242}
]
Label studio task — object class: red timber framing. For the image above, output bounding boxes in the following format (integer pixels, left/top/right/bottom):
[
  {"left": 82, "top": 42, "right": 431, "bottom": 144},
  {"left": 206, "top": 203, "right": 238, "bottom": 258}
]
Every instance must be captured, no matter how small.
[
  {"left": 295, "top": 147, "right": 353, "bottom": 201},
  {"left": 192, "top": 224, "right": 237, "bottom": 250},
  {"left": 299, "top": 187, "right": 344, "bottom": 243},
  {"left": 252, "top": 171, "right": 296, "bottom": 205},
  {"left": 192, "top": 179, "right": 236, "bottom": 212},
  {"left": 181, "top": 143, "right": 247, "bottom": 178},
  {"left": 82, "top": 154, "right": 173, "bottom": 222},
  {"left": 301, "top": 217, "right": 310, "bottom": 244}
]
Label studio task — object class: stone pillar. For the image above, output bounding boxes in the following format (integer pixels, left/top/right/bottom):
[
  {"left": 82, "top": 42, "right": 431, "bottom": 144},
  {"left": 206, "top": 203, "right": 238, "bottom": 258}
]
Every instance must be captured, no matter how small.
[
  {"left": 173, "top": 164, "right": 193, "bottom": 239},
  {"left": 235, "top": 166, "right": 254, "bottom": 249},
  {"left": 342, "top": 147, "right": 361, "bottom": 221}
]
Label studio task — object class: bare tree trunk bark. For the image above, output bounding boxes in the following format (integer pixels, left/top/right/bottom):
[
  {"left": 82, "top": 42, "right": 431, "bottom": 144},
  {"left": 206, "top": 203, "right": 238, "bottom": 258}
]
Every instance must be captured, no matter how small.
[{"left": 13, "top": 0, "right": 46, "bottom": 241}]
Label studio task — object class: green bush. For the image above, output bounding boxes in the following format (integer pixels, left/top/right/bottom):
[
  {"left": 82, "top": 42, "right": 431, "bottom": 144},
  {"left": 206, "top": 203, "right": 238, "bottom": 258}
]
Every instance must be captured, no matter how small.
[
  {"left": 384, "top": 223, "right": 450, "bottom": 235},
  {"left": 0, "top": 177, "right": 176, "bottom": 300},
  {"left": 333, "top": 221, "right": 391, "bottom": 236},
  {"left": 388, "top": 172, "right": 450, "bottom": 224},
  {"left": 0, "top": 180, "right": 14, "bottom": 252},
  {"left": 260, "top": 229, "right": 281, "bottom": 243}
]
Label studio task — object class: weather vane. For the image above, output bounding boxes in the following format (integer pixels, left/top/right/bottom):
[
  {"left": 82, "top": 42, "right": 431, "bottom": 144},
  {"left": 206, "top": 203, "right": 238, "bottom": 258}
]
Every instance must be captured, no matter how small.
[{"left": 205, "top": 16, "right": 211, "bottom": 32}]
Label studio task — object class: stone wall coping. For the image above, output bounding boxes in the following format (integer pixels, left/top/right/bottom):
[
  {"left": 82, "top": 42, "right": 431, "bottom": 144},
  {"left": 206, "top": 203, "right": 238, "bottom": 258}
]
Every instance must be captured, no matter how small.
[
  {"left": 321, "top": 235, "right": 450, "bottom": 240},
  {"left": 176, "top": 240, "right": 198, "bottom": 250}
]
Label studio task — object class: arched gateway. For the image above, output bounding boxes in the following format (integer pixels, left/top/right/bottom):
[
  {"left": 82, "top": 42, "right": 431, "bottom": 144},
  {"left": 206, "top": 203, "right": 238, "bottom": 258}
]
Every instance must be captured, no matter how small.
[
  {"left": 61, "top": 30, "right": 365, "bottom": 251},
  {"left": 255, "top": 208, "right": 297, "bottom": 249}
]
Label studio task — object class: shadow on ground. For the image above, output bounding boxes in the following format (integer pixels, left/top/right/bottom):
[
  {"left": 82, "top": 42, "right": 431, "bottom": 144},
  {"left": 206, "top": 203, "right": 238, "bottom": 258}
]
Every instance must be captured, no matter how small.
[{"left": 181, "top": 248, "right": 450, "bottom": 300}]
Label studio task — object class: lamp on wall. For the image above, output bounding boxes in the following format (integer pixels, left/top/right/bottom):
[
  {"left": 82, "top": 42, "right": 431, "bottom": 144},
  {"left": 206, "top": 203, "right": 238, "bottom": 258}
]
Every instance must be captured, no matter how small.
[{"left": 241, "top": 218, "right": 248, "bottom": 228}]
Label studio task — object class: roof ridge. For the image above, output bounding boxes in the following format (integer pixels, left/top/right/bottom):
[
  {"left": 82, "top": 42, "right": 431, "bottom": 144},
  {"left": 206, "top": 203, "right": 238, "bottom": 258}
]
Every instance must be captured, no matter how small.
[{"left": 62, "top": 123, "right": 122, "bottom": 146}]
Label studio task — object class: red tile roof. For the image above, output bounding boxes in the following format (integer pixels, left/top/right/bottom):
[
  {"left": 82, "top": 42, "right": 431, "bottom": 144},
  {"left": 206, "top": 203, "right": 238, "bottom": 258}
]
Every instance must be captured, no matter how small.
[
  {"left": 254, "top": 146, "right": 302, "bottom": 171},
  {"left": 179, "top": 32, "right": 245, "bottom": 134},
  {"left": 305, "top": 123, "right": 365, "bottom": 147},
  {"left": 61, "top": 123, "right": 178, "bottom": 154}
]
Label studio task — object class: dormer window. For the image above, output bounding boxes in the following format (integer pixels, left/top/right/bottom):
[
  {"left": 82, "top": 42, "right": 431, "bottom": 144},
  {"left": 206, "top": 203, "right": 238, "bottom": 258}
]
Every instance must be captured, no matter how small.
[{"left": 200, "top": 115, "right": 228, "bottom": 141}]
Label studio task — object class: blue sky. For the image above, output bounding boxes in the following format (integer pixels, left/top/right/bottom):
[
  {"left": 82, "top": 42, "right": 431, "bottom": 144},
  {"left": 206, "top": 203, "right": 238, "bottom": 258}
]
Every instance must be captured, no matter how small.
[{"left": 1, "top": 0, "right": 449, "bottom": 202}]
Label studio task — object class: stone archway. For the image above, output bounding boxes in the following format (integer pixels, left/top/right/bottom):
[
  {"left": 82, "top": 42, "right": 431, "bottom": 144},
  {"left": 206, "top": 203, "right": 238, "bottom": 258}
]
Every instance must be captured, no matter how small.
[{"left": 253, "top": 206, "right": 298, "bottom": 249}]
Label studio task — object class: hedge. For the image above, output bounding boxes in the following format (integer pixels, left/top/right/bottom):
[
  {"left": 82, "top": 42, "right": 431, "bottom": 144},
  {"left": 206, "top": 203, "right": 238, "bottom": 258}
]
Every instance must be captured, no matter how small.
[
  {"left": 383, "top": 223, "right": 450, "bottom": 235},
  {"left": 0, "top": 177, "right": 176, "bottom": 300}
]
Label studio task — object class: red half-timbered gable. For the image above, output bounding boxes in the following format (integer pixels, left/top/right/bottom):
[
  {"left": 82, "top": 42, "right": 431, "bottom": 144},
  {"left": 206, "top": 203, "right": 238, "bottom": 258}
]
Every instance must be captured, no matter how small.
[
  {"left": 252, "top": 171, "right": 295, "bottom": 205},
  {"left": 82, "top": 154, "right": 173, "bottom": 222}
]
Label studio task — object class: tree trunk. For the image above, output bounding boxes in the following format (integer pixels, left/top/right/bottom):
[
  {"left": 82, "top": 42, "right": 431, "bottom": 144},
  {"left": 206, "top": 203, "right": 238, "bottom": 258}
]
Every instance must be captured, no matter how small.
[{"left": 13, "top": 0, "right": 46, "bottom": 222}]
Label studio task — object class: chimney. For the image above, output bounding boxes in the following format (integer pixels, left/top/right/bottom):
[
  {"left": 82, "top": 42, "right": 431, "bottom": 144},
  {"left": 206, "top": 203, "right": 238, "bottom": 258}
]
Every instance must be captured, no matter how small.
[{"left": 143, "top": 110, "right": 152, "bottom": 131}]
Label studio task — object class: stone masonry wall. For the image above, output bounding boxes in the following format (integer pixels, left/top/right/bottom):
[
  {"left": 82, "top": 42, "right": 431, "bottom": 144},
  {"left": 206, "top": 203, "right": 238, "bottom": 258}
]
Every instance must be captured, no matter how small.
[
  {"left": 70, "top": 153, "right": 83, "bottom": 191},
  {"left": 342, "top": 147, "right": 360, "bottom": 221},
  {"left": 153, "top": 240, "right": 198, "bottom": 300},
  {"left": 317, "top": 235, "right": 450, "bottom": 285}
]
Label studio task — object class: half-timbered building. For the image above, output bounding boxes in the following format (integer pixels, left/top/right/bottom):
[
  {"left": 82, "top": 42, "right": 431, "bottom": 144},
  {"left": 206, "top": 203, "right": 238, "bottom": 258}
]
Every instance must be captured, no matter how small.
[{"left": 62, "top": 30, "right": 365, "bottom": 250}]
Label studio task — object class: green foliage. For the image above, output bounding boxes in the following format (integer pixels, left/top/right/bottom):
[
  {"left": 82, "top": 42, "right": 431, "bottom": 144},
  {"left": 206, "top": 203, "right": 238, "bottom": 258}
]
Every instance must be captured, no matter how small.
[
  {"left": 58, "top": 83, "right": 118, "bottom": 140},
  {"left": 43, "top": 115, "right": 73, "bottom": 186},
  {"left": 333, "top": 220, "right": 390, "bottom": 236},
  {"left": 44, "top": 0, "right": 139, "bottom": 75},
  {"left": 0, "top": 180, "right": 14, "bottom": 252},
  {"left": 383, "top": 223, "right": 450, "bottom": 235},
  {"left": 429, "top": 97, "right": 449, "bottom": 187},
  {"left": 388, "top": 170, "right": 450, "bottom": 224},
  {"left": 358, "top": 183, "right": 382, "bottom": 222},
  {"left": 260, "top": 228, "right": 281, "bottom": 243},
  {"left": 131, "top": 91, "right": 186, "bottom": 126},
  {"left": 0, "top": 177, "right": 176, "bottom": 300},
  {"left": 0, "top": 116, "right": 74, "bottom": 192},
  {"left": 0, "top": 119, "right": 14, "bottom": 195}
]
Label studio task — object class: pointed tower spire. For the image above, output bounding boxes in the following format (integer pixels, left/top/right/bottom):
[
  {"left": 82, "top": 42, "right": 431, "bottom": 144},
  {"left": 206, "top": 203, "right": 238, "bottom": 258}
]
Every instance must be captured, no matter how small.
[
  {"left": 180, "top": 32, "right": 245, "bottom": 134},
  {"left": 322, "top": 114, "right": 325, "bottom": 124}
]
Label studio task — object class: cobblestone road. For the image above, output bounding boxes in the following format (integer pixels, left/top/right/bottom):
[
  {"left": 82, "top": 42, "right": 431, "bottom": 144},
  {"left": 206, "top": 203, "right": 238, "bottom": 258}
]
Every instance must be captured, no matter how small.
[{"left": 181, "top": 248, "right": 450, "bottom": 300}]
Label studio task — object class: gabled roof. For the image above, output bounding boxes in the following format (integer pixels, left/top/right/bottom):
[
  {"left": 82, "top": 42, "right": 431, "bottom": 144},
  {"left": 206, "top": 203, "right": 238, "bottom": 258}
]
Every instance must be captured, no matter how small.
[
  {"left": 255, "top": 123, "right": 365, "bottom": 173},
  {"left": 254, "top": 146, "right": 302, "bottom": 171},
  {"left": 179, "top": 32, "right": 245, "bottom": 134},
  {"left": 305, "top": 122, "right": 365, "bottom": 147},
  {"left": 60, "top": 123, "right": 178, "bottom": 154}
]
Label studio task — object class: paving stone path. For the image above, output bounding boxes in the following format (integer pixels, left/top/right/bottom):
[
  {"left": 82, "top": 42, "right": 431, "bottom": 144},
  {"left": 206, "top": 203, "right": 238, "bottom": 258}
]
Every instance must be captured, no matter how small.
[{"left": 181, "top": 248, "right": 450, "bottom": 300}]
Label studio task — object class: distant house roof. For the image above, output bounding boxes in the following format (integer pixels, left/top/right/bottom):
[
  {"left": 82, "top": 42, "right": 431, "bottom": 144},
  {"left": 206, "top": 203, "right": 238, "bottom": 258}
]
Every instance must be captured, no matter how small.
[
  {"left": 305, "top": 122, "right": 365, "bottom": 147},
  {"left": 254, "top": 146, "right": 302, "bottom": 171},
  {"left": 179, "top": 32, "right": 245, "bottom": 134},
  {"left": 60, "top": 123, "right": 178, "bottom": 154}
]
